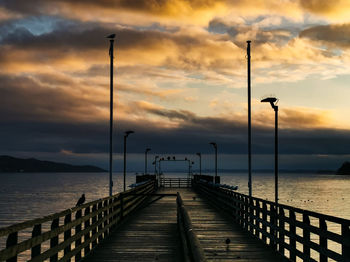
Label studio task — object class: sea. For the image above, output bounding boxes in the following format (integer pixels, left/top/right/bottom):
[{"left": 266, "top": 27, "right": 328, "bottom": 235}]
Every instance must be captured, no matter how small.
[{"left": 0, "top": 172, "right": 349, "bottom": 261}]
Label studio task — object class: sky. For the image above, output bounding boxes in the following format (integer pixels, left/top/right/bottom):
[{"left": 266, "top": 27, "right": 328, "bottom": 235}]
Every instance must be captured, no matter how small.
[{"left": 1, "top": 0, "right": 350, "bottom": 171}]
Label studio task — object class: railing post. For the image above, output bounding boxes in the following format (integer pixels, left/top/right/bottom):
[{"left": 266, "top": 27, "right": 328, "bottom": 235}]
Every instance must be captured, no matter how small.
[
  {"left": 92, "top": 204, "right": 97, "bottom": 248},
  {"left": 120, "top": 193, "right": 124, "bottom": 221},
  {"left": 64, "top": 213, "right": 72, "bottom": 260},
  {"left": 103, "top": 200, "right": 109, "bottom": 237},
  {"left": 31, "top": 224, "right": 41, "bottom": 259},
  {"left": 50, "top": 218, "right": 59, "bottom": 262},
  {"left": 342, "top": 223, "right": 350, "bottom": 260},
  {"left": 262, "top": 202, "right": 267, "bottom": 244},
  {"left": 6, "top": 232, "right": 17, "bottom": 262},
  {"left": 98, "top": 201, "right": 103, "bottom": 243},
  {"left": 253, "top": 199, "right": 259, "bottom": 237},
  {"left": 303, "top": 214, "right": 310, "bottom": 260},
  {"left": 84, "top": 206, "right": 91, "bottom": 255},
  {"left": 289, "top": 210, "right": 296, "bottom": 261},
  {"left": 278, "top": 207, "right": 285, "bottom": 256},
  {"left": 75, "top": 209, "right": 82, "bottom": 261},
  {"left": 319, "top": 218, "right": 327, "bottom": 262},
  {"left": 270, "top": 205, "right": 277, "bottom": 250},
  {"left": 243, "top": 196, "right": 249, "bottom": 231}
]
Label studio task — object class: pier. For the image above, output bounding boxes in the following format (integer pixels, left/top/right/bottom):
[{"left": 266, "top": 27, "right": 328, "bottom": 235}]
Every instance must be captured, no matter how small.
[{"left": 1, "top": 175, "right": 350, "bottom": 261}]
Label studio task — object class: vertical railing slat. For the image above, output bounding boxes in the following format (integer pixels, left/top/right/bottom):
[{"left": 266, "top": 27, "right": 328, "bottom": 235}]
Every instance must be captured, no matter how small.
[
  {"left": 84, "top": 206, "right": 91, "bottom": 256},
  {"left": 50, "top": 218, "right": 59, "bottom": 262},
  {"left": 278, "top": 207, "right": 285, "bottom": 256},
  {"left": 303, "top": 214, "right": 310, "bottom": 261},
  {"left": 98, "top": 202, "right": 103, "bottom": 243},
  {"left": 103, "top": 200, "right": 109, "bottom": 237},
  {"left": 75, "top": 210, "right": 82, "bottom": 261},
  {"left": 342, "top": 223, "right": 350, "bottom": 260},
  {"left": 262, "top": 202, "right": 267, "bottom": 244},
  {"left": 6, "top": 232, "right": 18, "bottom": 262},
  {"left": 92, "top": 204, "right": 97, "bottom": 248},
  {"left": 64, "top": 213, "right": 72, "bottom": 261},
  {"left": 319, "top": 218, "right": 327, "bottom": 262},
  {"left": 270, "top": 205, "right": 277, "bottom": 250},
  {"left": 289, "top": 210, "right": 296, "bottom": 261},
  {"left": 31, "top": 224, "right": 41, "bottom": 259}
]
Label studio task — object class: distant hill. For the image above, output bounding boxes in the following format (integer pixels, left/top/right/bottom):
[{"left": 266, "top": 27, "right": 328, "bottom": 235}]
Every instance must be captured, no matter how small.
[
  {"left": 0, "top": 155, "right": 106, "bottom": 173},
  {"left": 336, "top": 162, "right": 350, "bottom": 175}
]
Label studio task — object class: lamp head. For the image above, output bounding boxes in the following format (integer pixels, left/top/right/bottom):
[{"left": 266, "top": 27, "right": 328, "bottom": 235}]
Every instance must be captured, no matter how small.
[
  {"left": 145, "top": 148, "right": 151, "bottom": 153},
  {"left": 210, "top": 142, "right": 217, "bottom": 148},
  {"left": 196, "top": 152, "right": 201, "bottom": 156},
  {"left": 106, "top": 34, "right": 116, "bottom": 39},
  {"left": 125, "top": 130, "right": 134, "bottom": 137},
  {"left": 261, "top": 96, "right": 278, "bottom": 109},
  {"left": 261, "top": 97, "right": 277, "bottom": 103}
]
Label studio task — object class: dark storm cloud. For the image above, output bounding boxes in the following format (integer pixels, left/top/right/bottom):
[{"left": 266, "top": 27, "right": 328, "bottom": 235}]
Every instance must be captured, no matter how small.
[
  {"left": 1, "top": 73, "right": 350, "bottom": 156},
  {"left": 300, "top": 24, "right": 350, "bottom": 47}
]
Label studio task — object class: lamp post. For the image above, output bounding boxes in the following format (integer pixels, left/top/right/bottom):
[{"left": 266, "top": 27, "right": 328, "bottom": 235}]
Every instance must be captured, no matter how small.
[
  {"left": 145, "top": 148, "right": 151, "bottom": 175},
  {"left": 154, "top": 155, "right": 159, "bottom": 174},
  {"left": 107, "top": 33, "right": 115, "bottom": 196},
  {"left": 196, "top": 152, "right": 201, "bottom": 175},
  {"left": 261, "top": 97, "right": 279, "bottom": 205},
  {"left": 247, "top": 40, "right": 252, "bottom": 197},
  {"left": 123, "top": 130, "right": 134, "bottom": 192},
  {"left": 209, "top": 142, "right": 217, "bottom": 182}
]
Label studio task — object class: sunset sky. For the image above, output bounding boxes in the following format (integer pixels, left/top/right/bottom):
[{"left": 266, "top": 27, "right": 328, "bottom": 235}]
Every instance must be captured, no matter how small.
[{"left": 1, "top": 0, "right": 350, "bottom": 171}]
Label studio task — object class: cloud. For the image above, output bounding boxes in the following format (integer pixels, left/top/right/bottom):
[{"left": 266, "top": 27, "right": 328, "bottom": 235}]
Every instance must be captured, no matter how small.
[
  {"left": 300, "top": 23, "right": 350, "bottom": 48},
  {"left": 299, "top": 0, "right": 350, "bottom": 21}
]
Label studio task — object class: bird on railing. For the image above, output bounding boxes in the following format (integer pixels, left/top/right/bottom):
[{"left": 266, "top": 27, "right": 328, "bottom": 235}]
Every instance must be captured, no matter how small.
[{"left": 76, "top": 194, "right": 85, "bottom": 206}]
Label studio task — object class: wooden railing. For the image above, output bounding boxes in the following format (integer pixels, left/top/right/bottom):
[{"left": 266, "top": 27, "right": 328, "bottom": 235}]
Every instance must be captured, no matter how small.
[
  {"left": 194, "top": 181, "right": 350, "bottom": 262},
  {"left": 177, "top": 193, "right": 206, "bottom": 262},
  {"left": 0, "top": 180, "right": 156, "bottom": 262},
  {"left": 160, "top": 178, "right": 192, "bottom": 188}
]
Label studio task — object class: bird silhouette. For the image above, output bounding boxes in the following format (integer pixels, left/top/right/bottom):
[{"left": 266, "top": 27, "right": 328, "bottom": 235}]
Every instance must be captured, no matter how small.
[
  {"left": 106, "top": 34, "right": 115, "bottom": 39},
  {"left": 76, "top": 194, "right": 85, "bottom": 206}
]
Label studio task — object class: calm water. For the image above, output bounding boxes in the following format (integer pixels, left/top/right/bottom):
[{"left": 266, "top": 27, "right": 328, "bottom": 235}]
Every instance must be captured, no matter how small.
[
  {"left": 0, "top": 172, "right": 349, "bottom": 261},
  {"left": 0, "top": 172, "right": 349, "bottom": 227}
]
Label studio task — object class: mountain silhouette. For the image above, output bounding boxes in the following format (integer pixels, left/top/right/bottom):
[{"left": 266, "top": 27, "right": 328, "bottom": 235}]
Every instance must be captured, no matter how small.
[{"left": 0, "top": 155, "right": 106, "bottom": 173}]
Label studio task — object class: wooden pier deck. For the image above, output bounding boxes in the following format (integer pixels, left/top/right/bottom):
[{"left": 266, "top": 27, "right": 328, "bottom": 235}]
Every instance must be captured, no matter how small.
[
  {"left": 84, "top": 193, "right": 181, "bottom": 262},
  {"left": 85, "top": 188, "right": 285, "bottom": 262},
  {"left": 1, "top": 176, "right": 349, "bottom": 262}
]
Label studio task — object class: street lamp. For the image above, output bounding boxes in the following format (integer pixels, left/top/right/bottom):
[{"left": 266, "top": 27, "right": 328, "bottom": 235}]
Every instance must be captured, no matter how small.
[
  {"left": 145, "top": 148, "right": 151, "bottom": 175},
  {"left": 123, "top": 130, "right": 134, "bottom": 192},
  {"left": 196, "top": 152, "right": 202, "bottom": 175},
  {"left": 107, "top": 33, "right": 115, "bottom": 196},
  {"left": 209, "top": 142, "right": 217, "bottom": 182},
  {"left": 261, "top": 96, "right": 279, "bottom": 205},
  {"left": 154, "top": 155, "right": 159, "bottom": 174}
]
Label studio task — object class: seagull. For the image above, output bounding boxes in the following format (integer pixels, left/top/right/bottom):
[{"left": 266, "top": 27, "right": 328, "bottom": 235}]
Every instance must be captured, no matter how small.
[
  {"left": 76, "top": 194, "right": 85, "bottom": 206},
  {"left": 106, "top": 34, "right": 115, "bottom": 39}
]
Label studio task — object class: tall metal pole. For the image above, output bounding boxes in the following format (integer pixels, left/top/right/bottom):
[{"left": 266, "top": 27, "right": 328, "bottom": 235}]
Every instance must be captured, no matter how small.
[
  {"left": 247, "top": 40, "right": 252, "bottom": 197},
  {"left": 123, "top": 135, "right": 127, "bottom": 192},
  {"left": 108, "top": 35, "right": 115, "bottom": 197},
  {"left": 215, "top": 146, "right": 217, "bottom": 180},
  {"left": 145, "top": 148, "right": 150, "bottom": 175},
  {"left": 274, "top": 106, "right": 279, "bottom": 205},
  {"left": 196, "top": 153, "right": 201, "bottom": 175}
]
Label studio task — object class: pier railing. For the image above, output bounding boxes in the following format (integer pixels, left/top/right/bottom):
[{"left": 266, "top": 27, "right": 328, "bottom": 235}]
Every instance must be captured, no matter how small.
[
  {"left": 160, "top": 178, "right": 191, "bottom": 188},
  {"left": 0, "top": 180, "right": 156, "bottom": 262},
  {"left": 177, "top": 193, "right": 206, "bottom": 262},
  {"left": 194, "top": 181, "right": 350, "bottom": 262}
]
